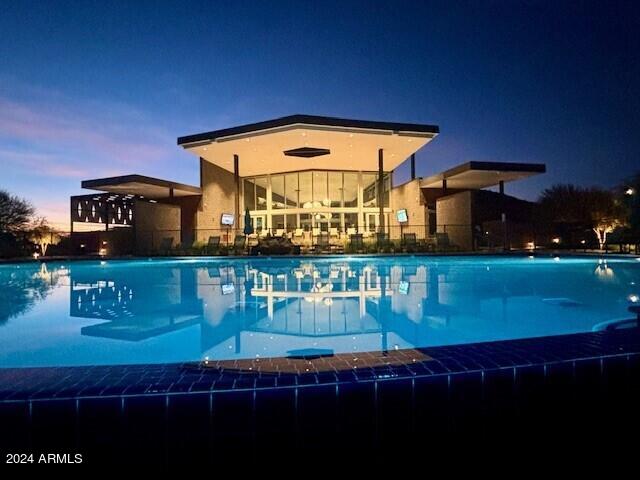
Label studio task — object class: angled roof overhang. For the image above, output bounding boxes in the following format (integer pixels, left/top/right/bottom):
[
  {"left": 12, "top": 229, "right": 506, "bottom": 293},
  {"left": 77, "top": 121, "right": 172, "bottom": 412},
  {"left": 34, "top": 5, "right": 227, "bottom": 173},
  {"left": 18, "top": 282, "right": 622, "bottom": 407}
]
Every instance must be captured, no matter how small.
[
  {"left": 178, "top": 114, "right": 439, "bottom": 177},
  {"left": 81, "top": 174, "right": 201, "bottom": 199},
  {"left": 420, "top": 161, "right": 546, "bottom": 190}
]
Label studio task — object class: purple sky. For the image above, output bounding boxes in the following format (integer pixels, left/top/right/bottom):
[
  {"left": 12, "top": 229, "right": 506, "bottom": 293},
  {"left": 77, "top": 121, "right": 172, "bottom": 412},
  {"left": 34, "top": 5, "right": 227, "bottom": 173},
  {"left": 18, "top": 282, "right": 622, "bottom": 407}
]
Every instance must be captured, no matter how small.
[{"left": 1, "top": 1, "right": 638, "bottom": 229}]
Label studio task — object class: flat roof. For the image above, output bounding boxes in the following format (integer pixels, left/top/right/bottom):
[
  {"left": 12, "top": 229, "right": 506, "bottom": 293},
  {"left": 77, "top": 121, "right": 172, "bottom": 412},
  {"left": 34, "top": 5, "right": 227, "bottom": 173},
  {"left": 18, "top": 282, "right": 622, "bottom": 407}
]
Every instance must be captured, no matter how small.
[
  {"left": 178, "top": 114, "right": 439, "bottom": 177},
  {"left": 81, "top": 174, "right": 201, "bottom": 199},
  {"left": 420, "top": 161, "right": 546, "bottom": 190}
]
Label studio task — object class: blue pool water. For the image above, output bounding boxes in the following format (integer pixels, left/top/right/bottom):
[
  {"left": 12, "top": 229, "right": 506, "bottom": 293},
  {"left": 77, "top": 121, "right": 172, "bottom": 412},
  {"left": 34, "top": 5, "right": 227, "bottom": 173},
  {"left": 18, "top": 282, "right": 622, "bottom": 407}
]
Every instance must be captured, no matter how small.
[{"left": 1, "top": 255, "right": 639, "bottom": 368}]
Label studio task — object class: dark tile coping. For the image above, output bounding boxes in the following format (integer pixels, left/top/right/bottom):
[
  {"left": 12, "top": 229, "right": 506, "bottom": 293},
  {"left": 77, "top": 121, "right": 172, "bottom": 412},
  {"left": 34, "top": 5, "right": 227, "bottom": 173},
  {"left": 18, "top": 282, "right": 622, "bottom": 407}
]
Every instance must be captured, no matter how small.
[{"left": 1, "top": 328, "right": 640, "bottom": 404}]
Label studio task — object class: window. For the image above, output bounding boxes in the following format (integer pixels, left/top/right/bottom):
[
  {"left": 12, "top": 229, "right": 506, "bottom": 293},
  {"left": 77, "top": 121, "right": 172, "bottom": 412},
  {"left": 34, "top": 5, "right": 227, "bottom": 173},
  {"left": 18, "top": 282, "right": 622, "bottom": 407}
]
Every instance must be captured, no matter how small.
[
  {"left": 383, "top": 173, "right": 390, "bottom": 207},
  {"left": 312, "top": 171, "right": 328, "bottom": 205},
  {"left": 328, "top": 171, "right": 342, "bottom": 207},
  {"left": 344, "top": 213, "right": 359, "bottom": 230},
  {"left": 286, "top": 214, "right": 298, "bottom": 231},
  {"left": 272, "top": 214, "right": 285, "bottom": 230},
  {"left": 299, "top": 172, "right": 312, "bottom": 208},
  {"left": 362, "top": 173, "right": 377, "bottom": 207},
  {"left": 255, "top": 177, "right": 268, "bottom": 210},
  {"left": 271, "top": 175, "right": 285, "bottom": 209},
  {"left": 285, "top": 173, "right": 298, "bottom": 208},
  {"left": 300, "top": 213, "right": 312, "bottom": 231},
  {"left": 243, "top": 179, "right": 256, "bottom": 211},
  {"left": 343, "top": 172, "right": 358, "bottom": 207}
]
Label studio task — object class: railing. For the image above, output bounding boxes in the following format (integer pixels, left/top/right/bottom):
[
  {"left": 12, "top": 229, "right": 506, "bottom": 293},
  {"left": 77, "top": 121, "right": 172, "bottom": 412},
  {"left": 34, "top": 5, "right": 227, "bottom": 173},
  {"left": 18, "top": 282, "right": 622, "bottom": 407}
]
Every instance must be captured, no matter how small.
[{"left": 4, "top": 223, "right": 638, "bottom": 259}]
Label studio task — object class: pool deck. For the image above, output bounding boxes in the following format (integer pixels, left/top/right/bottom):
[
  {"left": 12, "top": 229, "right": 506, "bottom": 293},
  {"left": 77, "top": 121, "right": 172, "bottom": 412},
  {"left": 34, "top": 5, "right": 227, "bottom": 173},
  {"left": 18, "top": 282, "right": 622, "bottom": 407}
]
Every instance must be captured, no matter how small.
[{"left": 2, "top": 328, "right": 639, "bottom": 403}]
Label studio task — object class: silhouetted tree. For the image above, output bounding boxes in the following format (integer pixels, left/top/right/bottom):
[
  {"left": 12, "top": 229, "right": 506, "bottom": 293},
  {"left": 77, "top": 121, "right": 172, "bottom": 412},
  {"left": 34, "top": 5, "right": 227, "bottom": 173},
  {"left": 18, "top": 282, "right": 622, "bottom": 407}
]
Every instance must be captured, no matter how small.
[
  {"left": 538, "top": 184, "right": 626, "bottom": 249},
  {"left": 0, "top": 190, "right": 35, "bottom": 233}
]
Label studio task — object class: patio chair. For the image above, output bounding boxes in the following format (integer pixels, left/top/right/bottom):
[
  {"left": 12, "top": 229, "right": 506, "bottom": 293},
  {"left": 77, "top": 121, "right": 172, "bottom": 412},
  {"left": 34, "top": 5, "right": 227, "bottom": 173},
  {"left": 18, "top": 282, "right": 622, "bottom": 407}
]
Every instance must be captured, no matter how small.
[
  {"left": 402, "top": 233, "right": 417, "bottom": 252},
  {"left": 158, "top": 237, "right": 174, "bottom": 255},
  {"left": 232, "top": 234, "right": 247, "bottom": 255},
  {"left": 293, "top": 228, "right": 304, "bottom": 244},
  {"left": 376, "top": 232, "right": 390, "bottom": 249},
  {"left": 349, "top": 233, "right": 364, "bottom": 253},
  {"left": 206, "top": 235, "right": 221, "bottom": 254},
  {"left": 435, "top": 232, "right": 458, "bottom": 251},
  {"left": 314, "top": 232, "right": 331, "bottom": 253}
]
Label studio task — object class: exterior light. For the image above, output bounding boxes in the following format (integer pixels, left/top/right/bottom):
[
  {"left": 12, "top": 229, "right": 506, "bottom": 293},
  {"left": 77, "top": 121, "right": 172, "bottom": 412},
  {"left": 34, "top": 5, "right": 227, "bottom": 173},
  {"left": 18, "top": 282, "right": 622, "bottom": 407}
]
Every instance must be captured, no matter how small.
[
  {"left": 580, "top": 240, "right": 586, "bottom": 245},
  {"left": 526, "top": 241, "right": 535, "bottom": 249},
  {"left": 552, "top": 237, "right": 561, "bottom": 244},
  {"left": 629, "top": 294, "right": 639, "bottom": 303},
  {"left": 32, "top": 252, "right": 40, "bottom": 259},
  {"left": 99, "top": 248, "right": 107, "bottom": 256},
  {"left": 625, "top": 188, "right": 635, "bottom": 196},
  {"left": 554, "top": 256, "right": 560, "bottom": 261}
]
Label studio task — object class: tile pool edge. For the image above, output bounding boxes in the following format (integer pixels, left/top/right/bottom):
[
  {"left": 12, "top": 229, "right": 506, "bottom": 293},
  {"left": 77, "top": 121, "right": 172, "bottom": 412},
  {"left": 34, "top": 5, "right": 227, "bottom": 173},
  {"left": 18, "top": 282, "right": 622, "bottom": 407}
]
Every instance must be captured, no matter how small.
[{"left": 2, "top": 328, "right": 639, "bottom": 403}]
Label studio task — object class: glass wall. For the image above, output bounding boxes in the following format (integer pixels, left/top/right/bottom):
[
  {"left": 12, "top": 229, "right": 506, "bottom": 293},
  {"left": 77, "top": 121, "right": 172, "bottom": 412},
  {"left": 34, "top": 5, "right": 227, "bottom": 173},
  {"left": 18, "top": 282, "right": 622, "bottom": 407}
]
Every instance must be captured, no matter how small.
[{"left": 242, "top": 170, "right": 390, "bottom": 237}]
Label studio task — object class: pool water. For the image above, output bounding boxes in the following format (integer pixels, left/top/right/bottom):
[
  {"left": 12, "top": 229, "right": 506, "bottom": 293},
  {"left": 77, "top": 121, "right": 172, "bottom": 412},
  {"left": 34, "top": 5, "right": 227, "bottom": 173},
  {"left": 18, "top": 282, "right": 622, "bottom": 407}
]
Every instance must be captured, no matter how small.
[{"left": 1, "top": 255, "right": 639, "bottom": 368}]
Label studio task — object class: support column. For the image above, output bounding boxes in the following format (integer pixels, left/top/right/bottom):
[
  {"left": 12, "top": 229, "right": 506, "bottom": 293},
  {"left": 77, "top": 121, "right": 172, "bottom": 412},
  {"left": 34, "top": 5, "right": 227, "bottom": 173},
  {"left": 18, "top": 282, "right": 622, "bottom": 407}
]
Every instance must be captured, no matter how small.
[
  {"left": 233, "top": 154, "right": 240, "bottom": 231},
  {"left": 442, "top": 178, "right": 448, "bottom": 194},
  {"left": 378, "top": 149, "right": 385, "bottom": 233},
  {"left": 499, "top": 180, "right": 504, "bottom": 195},
  {"left": 410, "top": 153, "right": 416, "bottom": 180}
]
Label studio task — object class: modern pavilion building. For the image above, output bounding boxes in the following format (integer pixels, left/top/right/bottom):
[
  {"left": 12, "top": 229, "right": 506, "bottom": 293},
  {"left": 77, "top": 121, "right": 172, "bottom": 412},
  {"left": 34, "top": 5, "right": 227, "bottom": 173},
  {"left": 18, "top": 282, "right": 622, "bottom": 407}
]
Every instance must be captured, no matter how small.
[{"left": 70, "top": 114, "right": 545, "bottom": 253}]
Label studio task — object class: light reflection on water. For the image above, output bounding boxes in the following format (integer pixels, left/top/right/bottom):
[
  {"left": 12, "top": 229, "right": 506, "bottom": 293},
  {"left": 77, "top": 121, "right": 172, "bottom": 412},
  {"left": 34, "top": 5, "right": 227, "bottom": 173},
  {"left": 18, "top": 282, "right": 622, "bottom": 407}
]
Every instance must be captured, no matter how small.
[{"left": 0, "top": 255, "right": 639, "bottom": 368}]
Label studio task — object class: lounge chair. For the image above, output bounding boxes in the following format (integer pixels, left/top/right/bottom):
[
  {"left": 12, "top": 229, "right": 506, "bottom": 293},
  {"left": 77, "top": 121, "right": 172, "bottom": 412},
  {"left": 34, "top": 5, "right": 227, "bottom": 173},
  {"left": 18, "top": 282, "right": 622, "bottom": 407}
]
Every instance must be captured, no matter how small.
[
  {"left": 402, "top": 233, "right": 417, "bottom": 252},
  {"left": 206, "top": 235, "right": 221, "bottom": 254},
  {"left": 232, "top": 235, "right": 246, "bottom": 255},
  {"left": 292, "top": 228, "right": 304, "bottom": 244},
  {"left": 158, "top": 237, "right": 174, "bottom": 255},
  {"left": 349, "top": 233, "right": 364, "bottom": 253},
  {"left": 314, "top": 232, "right": 331, "bottom": 253},
  {"left": 376, "top": 232, "right": 390, "bottom": 249},
  {"left": 435, "top": 232, "right": 458, "bottom": 251}
]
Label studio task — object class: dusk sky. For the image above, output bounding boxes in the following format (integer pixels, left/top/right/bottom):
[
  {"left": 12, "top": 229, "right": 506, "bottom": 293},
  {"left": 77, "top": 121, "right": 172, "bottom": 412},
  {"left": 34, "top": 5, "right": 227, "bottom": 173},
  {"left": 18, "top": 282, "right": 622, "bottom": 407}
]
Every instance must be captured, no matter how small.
[{"left": 1, "top": 0, "right": 638, "bottom": 228}]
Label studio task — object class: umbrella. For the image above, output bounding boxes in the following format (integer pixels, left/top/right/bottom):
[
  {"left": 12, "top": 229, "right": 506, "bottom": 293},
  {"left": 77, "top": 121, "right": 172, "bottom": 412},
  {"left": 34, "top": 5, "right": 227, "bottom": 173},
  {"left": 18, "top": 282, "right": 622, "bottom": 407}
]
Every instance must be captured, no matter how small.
[{"left": 243, "top": 208, "right": 254, "bottom": 235}]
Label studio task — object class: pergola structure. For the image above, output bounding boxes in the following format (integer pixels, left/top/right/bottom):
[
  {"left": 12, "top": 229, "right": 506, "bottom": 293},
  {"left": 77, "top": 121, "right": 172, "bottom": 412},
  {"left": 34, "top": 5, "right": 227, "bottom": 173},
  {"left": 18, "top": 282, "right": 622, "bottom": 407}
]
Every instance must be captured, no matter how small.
[{"left": 70, "top": 174, "right": 201, "bottom": 232}]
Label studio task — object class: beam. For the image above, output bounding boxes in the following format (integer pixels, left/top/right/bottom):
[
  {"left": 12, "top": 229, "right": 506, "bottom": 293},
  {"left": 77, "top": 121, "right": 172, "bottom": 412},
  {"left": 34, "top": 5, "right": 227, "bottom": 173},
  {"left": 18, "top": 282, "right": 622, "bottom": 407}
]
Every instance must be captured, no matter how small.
[
  {"left": 234, "top": 154, "right": 240, "bottom": 228},
  {"left": 410, "top": 153, "right": 416, "bottom": 180},
  {"left": 378, "top": 149, "right": 385, "bottom": 232}
]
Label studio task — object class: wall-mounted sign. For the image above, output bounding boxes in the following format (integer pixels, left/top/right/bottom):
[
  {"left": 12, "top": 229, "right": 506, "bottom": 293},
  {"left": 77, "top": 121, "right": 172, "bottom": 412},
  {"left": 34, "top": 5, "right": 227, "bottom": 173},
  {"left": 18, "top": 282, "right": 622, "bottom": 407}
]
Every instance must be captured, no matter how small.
[
  {"left": 221, "top": 213, "right": 235, "bottom": 226},
  {"left": 396, "top": 209, "right": 408, "bottom": 223}
]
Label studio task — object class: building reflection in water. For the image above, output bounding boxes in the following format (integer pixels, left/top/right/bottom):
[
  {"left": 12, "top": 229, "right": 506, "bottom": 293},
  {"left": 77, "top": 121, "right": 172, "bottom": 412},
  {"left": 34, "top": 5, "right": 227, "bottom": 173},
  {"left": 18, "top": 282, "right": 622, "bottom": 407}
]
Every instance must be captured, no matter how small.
[{"left": 69, "top": 260, "right": 456, "bottom": 359}]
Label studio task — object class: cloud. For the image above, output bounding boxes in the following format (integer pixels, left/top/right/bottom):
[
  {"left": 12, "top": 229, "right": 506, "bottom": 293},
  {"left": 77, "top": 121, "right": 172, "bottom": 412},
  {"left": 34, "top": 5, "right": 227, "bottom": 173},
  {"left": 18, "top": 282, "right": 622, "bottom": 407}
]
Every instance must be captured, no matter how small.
[
  {"left": 0, "top": 92, "right": 175, "bottom": 170},
  {"left": 0, "top": 82, "right": 187, "bottom": 227},
  {"left": 0, "top": 149, "right": 89, "bottom": 178}
]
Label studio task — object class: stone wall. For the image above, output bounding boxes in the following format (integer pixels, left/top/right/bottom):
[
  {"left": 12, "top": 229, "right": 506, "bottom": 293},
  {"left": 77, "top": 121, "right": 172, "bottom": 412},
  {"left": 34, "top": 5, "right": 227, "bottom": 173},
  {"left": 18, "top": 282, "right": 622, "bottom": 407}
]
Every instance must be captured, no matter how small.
[
  {"left": 435, "top": 191, "right": 473, "bottom": 250},
  {"left": 196, "top": 159, "right": 237, "bottom": 243},
  {"left": 134, "top": 200, "right": 181, "bottom": 252},
  {"left": 388, "top": 179, "right": 428, "bottom": 239}
]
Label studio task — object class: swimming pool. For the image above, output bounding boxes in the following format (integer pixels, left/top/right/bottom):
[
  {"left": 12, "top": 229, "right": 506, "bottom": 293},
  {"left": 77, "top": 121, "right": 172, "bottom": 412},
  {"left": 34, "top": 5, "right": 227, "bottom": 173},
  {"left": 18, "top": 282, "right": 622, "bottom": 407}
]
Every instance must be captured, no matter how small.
[{"left": 1, "top": 255, "right": 639, "bottom": 368}]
